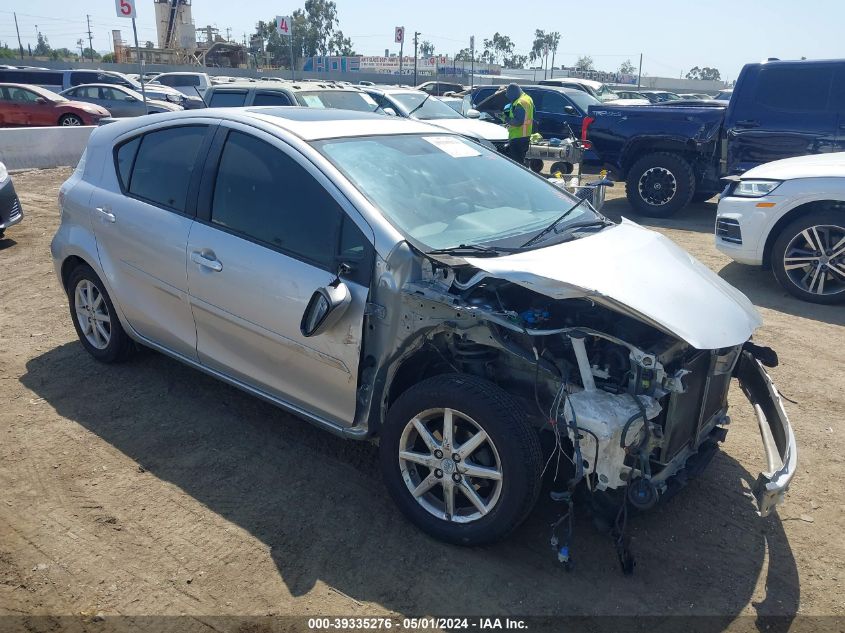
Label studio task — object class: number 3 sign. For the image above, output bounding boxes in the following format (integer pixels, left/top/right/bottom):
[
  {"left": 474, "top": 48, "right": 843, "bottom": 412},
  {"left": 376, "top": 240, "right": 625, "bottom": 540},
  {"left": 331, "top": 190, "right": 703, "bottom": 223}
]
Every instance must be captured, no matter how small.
[{"left": 115, "top": 0, "right": 136, "bottom": 18}]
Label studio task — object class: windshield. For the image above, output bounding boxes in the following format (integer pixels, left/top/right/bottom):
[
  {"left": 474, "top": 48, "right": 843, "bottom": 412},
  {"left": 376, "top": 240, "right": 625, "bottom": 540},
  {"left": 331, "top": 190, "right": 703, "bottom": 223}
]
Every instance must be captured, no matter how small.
[
  {"left": 315, "top": 134, "right": 597, "bottom": 251},
  {"left": 294, "top": 90, "right": 379, "bottom": 112},
  {"left": 391, "top": 92, "right": 463, "bottom": 120},
  {"left": 564, "top": 90, "right": 601, "bottom": 113}
]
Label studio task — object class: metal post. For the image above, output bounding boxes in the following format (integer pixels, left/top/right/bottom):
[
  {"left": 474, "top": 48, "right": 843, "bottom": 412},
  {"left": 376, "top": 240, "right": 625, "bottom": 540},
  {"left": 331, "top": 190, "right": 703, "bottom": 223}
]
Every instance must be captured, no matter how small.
[
  {"left": 289, "top": 31, "right": 295, "bottom": 81},
  {"left": 13, "top": 12, "right": 23, "bottom": 60},
  {"left": 470, "top": 36, "right": 474, "bottom": 88},
  {"left": 86, "top": 15, "right": 94, "bottom": 62},
  {"left": 413, "top": 31, "right": 419, "bottom": 86},
  {"left": 131, "top": 18, "right": 148, "bottom": 114},
  {"left": 399, "top": 39, "right": 404, "bottom": 79},
  {"left": 637, "top": 52, "right": 642, "bottom": 89}
]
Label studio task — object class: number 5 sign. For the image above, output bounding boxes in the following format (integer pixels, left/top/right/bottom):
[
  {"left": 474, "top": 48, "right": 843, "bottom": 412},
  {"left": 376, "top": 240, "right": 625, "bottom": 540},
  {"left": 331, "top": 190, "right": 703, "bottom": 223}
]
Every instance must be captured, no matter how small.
[
  {"left": 276, "top": 16, "right": 292, "bottom": 36},
  {"left": 115, "top": 0, "right": 136, "bottom": 18}
]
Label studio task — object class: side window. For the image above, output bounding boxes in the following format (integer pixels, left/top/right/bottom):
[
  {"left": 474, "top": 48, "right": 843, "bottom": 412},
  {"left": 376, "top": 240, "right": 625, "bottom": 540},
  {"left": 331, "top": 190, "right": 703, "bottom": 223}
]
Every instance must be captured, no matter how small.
[
  {"left": 115, "top": 136, "right": 141, "bottom": 189},
  {"left": 253, "top": 91, "right": 292, "bottom": 106},
  {"left": 338, "top": 215, "right": 374, "bottom": 286},
  {"left": 70, "top": 71, "right": 97, "bottom": 86},
  {"left": 524, "top": 89, "right": 544, "bottom": 110},
  {"left": 540, "top": 91, "right": 568, "bottom": 114},
  {"left": 210, "top": 131, "right": 343, "bottom": 269},
  {"left": 156, "top": 75, "right": 176, "bottom": 86},
  {"left": 754, "top": 66, "right": 833, "bottom": 113},
  {"left": 830, "top": 68, "right": 845, "bottom": 112},
  {"left": 128, "top": 126, "right": 206, "bottom": 212},
  {"left": 80, "top": 86, "right": 100, "bottom": 99},
  {"left": 208, "top": 90, "right": 248, "bottom": 107},
  {"left": 10, "top": 88, "right": 39, "bottom": 102}
]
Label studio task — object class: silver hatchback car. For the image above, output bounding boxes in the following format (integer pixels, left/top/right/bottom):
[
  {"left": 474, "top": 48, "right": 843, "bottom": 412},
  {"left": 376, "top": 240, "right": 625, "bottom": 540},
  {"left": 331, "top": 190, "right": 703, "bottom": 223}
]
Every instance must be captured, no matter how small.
[{"left": 52, "top": 108, "right": 795, "bottom": 553}]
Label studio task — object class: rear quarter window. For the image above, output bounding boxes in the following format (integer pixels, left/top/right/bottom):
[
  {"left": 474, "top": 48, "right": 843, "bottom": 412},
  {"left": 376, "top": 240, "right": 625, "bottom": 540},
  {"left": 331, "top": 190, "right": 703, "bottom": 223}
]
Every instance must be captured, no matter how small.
[
  {"left": 125, "top": 126, "right": 207, "bottom": 212},
  {"left": 208, "top": 90, "right": 248, "bottom": 107}
]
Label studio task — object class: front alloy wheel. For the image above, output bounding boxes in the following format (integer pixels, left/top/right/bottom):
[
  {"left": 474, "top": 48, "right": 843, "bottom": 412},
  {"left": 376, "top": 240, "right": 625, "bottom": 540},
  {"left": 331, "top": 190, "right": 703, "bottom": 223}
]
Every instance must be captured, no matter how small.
[
  {"left": 773, "top": 212, "right": 845, "bottom": 304},
  {"left": 380, "top": 374, "right": 542, "bottom": 545},
  {"left": 398, "top": 407, "right": 503, "bottom": 523}
]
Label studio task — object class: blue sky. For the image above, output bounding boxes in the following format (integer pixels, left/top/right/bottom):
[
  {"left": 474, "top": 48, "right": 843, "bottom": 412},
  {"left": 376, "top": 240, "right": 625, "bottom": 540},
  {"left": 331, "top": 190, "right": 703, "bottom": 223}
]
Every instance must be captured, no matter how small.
[{"left": 1, "top": 0, "right": 842, "bottom": 81}]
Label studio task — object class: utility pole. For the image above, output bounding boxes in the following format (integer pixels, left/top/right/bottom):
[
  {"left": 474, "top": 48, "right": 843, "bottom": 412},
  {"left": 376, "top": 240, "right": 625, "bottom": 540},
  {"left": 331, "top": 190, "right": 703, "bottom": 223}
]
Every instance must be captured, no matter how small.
[
  {"left": 226, "top": 27, "right": 231, "bottom": 42},
  {"left": 413, "top": 31, "right": 420, "bottom": 86},
  {"left": 470, "top": 35, "right": 474, "bottom": 88},
  {"left": 637, "top": 52, "right": 643, "bottom": 89},
  {"left": 77, "top": 38, "right": 84, "bottom": 59},
  {"left": 86, "top": 15, "right": 94, "bottom": 62},
  {"left": 13, "top": 12, "right": 24, "bottom": 60}
]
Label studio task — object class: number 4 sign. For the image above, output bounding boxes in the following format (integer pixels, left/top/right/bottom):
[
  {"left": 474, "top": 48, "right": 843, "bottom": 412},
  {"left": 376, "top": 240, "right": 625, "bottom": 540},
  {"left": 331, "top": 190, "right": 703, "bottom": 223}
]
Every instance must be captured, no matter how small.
[
  {"left": 276, "top": 16, "right": 292, "bottom": 36},
  {"left": 115, "top": 0, "right": 136, "bottom": 18}
]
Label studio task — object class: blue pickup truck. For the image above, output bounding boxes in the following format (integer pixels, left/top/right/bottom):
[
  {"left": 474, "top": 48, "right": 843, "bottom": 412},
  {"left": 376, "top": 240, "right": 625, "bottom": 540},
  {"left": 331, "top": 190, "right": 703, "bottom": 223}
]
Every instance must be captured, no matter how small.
[{"left": 584, "top": 59, "right": 845, "bottom": 216}]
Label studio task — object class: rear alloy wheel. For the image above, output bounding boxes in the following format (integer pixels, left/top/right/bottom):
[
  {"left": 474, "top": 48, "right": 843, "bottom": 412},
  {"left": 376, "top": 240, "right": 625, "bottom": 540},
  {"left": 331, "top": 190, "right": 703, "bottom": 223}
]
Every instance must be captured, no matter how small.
[
  {"left": 626, "top": 152, "right": 695, "bottom": 217},
  {"left": 59, "top": 114, "right": 83, "bottom": 126},
  {"left": 380, "top": 374, "right": 542, "bottom": 545},
  {"left": 67, "top": 264, "right": 135, "bottom": 362},
  {"left": 772, "top": 211, "right": 845, "bottom": 304}
]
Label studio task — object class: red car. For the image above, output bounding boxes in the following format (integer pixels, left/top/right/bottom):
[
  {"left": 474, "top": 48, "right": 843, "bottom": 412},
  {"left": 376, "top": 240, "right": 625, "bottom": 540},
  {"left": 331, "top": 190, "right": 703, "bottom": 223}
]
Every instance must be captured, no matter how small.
[{"left": 0, "top": 83, "right": 110, "bottom": 127}]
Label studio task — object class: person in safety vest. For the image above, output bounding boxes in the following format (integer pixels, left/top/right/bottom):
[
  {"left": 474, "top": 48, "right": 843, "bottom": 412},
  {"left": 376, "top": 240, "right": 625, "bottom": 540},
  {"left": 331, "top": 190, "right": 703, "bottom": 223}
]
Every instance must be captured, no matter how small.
[{"left": 504, "top": 83, "right": 534, "bottom": 165}]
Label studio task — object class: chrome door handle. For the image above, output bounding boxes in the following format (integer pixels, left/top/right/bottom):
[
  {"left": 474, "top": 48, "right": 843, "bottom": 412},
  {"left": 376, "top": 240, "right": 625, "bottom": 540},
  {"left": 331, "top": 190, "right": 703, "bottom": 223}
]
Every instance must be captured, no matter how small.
[
  {"left": 95, "top": 206, "right": 115, "bottom": 222},
  {"left": 191, "top": 251, "right": 223, "bottom": 272}
]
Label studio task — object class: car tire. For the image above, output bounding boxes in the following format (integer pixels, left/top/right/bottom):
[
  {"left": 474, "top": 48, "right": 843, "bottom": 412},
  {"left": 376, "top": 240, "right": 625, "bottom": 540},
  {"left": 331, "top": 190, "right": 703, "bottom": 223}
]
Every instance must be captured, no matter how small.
[
  {"left": 59, "top": 114, "right": 84, "bottom": 126},
  {"left": 771, "top": 210, "right": 845, "bottom": 305},
  {"left": 625, "top": 152, "right": 695, "bottom": 217},
  {"left": 379, "top": 373, "right": 542, "bottom": 545},
  {"left": 529, "top": 159, "right": 544, "bottom": 173},
  {"left": 67, "top": 264, "right": 135, "bottom": 362}
]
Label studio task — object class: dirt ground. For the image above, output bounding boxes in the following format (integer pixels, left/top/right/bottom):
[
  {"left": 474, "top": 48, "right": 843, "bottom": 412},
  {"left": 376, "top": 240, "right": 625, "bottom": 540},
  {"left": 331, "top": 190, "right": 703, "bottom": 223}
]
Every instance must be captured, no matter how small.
[{"left": 1, "top": 168, "right": 843, "bottom": 629}]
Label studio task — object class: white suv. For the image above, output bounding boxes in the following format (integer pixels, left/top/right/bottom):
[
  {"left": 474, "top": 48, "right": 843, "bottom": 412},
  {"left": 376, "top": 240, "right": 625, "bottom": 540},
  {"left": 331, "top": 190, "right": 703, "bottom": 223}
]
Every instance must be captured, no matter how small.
[{"left": 716, "top": 152, "right": 845, "bottom": 304}]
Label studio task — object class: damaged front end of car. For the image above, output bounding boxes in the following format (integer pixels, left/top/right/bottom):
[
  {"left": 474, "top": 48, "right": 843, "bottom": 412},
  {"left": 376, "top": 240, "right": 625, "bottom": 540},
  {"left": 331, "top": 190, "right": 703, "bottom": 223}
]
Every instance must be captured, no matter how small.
[{"left": 354, "top": 219, "right": 796, "bottom": 570}]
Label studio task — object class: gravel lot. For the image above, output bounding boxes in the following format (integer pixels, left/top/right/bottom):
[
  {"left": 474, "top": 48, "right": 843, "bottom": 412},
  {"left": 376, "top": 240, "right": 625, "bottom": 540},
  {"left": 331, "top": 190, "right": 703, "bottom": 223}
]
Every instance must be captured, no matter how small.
[{"left": 1, "top": 168, "right": 843, "bottom": 628}]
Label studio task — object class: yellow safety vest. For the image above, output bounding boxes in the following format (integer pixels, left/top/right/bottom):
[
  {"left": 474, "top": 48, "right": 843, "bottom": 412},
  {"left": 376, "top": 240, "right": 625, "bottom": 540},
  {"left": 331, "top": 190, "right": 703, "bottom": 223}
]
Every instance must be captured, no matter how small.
[{"left": 507, "top": 93, "right": 534, "bottom": 140}]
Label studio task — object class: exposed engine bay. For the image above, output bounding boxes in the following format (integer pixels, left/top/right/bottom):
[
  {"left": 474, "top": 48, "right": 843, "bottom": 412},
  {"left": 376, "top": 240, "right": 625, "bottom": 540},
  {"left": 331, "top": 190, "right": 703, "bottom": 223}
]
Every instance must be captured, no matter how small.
[{"left": 400, "top": 261, "right": 737, "bottom": 502}]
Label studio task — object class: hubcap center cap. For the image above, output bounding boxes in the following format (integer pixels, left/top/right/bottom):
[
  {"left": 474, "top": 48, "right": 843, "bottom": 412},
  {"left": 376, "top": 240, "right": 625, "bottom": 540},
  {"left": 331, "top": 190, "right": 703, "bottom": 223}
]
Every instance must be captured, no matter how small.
[{"left": 440, "top": 458, "right": 456, "bottom": 474}]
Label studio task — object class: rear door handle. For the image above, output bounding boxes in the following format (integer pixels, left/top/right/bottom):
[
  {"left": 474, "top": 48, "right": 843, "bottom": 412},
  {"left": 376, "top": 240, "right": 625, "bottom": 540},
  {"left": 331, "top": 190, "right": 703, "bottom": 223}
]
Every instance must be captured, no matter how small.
[
  {"left": 191, "top": 251, "right": 223, "bottom": 272},
  {"left": 95, "top": 206, "right": 115, "bottom": 222}
]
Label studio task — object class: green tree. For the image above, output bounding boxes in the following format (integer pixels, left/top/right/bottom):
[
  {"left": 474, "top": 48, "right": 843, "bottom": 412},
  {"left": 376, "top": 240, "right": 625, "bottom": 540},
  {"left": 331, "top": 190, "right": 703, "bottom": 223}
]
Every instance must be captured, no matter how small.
[
  {"left": 0, "top": 45, "right": 16, "bottom": 59},
  {"left": 529, "top": 31, "right": 559, "bottom": 74},
  {"left": 419, "top": 40, "right": 435, "bottom": 57},
  {"left": 503, "top": 53, "right": 527, "bottom": 69},
  {"left": 686, "top": 66, "right": 720, "bottom": 81},
  {"left": 575, "top": 55, "right": 594, "bottom": 71},
  {"left": 481, "top": 32, "right": 514, "bottom": 65},
  {"left": 619, "top": 59, "right": 636, "bottom": 75},
  {"left": 101, "top": 53, "right": 115, "bottom": 63},
  {"left": 454, "top": 47, "right": 472, "bottom": 61},
  {"left": 330, "top": 30, "right": 356, "bottom": 56},
  {"left": 33, "top": 32, "right": 51, "bottom": 56},
  {"left": 82, "top": 47, "right": 101, "bottom": 60}
]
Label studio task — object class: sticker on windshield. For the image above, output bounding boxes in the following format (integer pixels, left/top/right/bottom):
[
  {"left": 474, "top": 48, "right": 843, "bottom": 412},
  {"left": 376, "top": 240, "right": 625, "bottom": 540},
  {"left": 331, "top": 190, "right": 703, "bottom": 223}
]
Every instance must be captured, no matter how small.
[
  {"left": 301, "top": 95, "right": 325, "bottom": 108},
  {"left": 360, "top": 94, "right": 377, "bottom": 106},
  {"left": 423, "top": 136, "right": 481, "bottom": 158}
]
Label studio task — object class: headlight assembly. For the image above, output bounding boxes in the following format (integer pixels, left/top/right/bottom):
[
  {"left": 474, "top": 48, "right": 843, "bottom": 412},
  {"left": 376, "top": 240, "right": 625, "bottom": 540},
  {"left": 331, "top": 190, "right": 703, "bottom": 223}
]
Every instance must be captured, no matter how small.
[{"left": 733, "top": 180, "right": 782, "bottom": 197}]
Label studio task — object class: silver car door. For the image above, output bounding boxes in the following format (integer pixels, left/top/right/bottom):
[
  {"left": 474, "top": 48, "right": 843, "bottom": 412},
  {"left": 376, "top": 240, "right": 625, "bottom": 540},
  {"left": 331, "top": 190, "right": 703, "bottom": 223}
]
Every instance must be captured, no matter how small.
[
  {"left": 89, "top": 123, "right": 214, "bottom": 360},
  {"left": 187, "top": 124, "right": 373, "bottom": 426}
]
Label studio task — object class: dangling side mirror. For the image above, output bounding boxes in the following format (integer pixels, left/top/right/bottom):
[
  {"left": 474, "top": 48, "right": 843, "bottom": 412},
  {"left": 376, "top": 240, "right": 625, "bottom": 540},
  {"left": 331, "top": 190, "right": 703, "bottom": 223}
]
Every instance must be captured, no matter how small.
[
  {"left": 300, "top": 270, "right": 352, "bottom": 337},
  {"left": 465, "top": 108, "right": 481, "bottom": 119},
  {"left": 382, "top": 107, "right": 397, "bottom": 117}
]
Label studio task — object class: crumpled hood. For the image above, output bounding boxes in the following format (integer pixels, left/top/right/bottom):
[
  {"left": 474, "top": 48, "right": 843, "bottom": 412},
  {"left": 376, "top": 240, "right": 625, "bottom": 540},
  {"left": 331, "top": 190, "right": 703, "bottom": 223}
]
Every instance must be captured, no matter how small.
[
  {"left": 465, "top": 219, "right": 762, "bottom": 350},
  {"left": 424, "top": 117, "right": 508, "bottom": 142}
]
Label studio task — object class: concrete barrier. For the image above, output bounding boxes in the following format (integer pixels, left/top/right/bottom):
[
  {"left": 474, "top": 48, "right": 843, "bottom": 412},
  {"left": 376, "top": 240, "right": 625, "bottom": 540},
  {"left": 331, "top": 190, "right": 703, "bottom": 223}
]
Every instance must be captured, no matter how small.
[{"left": 0, "top": 126, "right": 93, "bottom": 170}]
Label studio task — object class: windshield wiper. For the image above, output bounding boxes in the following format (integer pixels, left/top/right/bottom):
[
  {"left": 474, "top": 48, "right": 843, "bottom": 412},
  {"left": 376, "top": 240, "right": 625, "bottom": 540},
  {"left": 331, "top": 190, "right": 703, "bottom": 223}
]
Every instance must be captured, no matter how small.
[
  {"left": 406, "top": 93, "right": 431, "bottom": 117},
  {"left": 519, "top": 197, "right": 591, "bottom": 249},
  {"left": 427, "top": 243, "right": 515, "bottom": 258}
]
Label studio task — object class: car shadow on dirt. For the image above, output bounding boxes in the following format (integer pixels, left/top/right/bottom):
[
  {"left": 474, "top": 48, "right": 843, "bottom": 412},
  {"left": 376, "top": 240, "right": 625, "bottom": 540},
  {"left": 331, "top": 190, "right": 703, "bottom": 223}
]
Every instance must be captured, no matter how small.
[
  {"left": 601, "top": 196, "right": 717, "bottom": 235},
  {"left": 21, "top": 343, "right": 800, "bottom": 626},
  {"left": 718, "top": 262, "right": 845, "bottom": 327},
  {"left": 0, "top": 237, "right": 18, "bottom": 251}
]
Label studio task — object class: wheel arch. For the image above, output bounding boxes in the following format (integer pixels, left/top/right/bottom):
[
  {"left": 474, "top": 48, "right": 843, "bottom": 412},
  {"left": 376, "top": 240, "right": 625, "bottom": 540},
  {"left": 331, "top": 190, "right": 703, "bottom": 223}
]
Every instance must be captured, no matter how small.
[
  {"left": 60, "top": 254, "right": 93, "bottom": 291},
  {"left": 621, "top": 137, "right": 699, "bottom": 174},
  {"left": 762, "top": 199, "right": 845, "bottom": 268}
]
